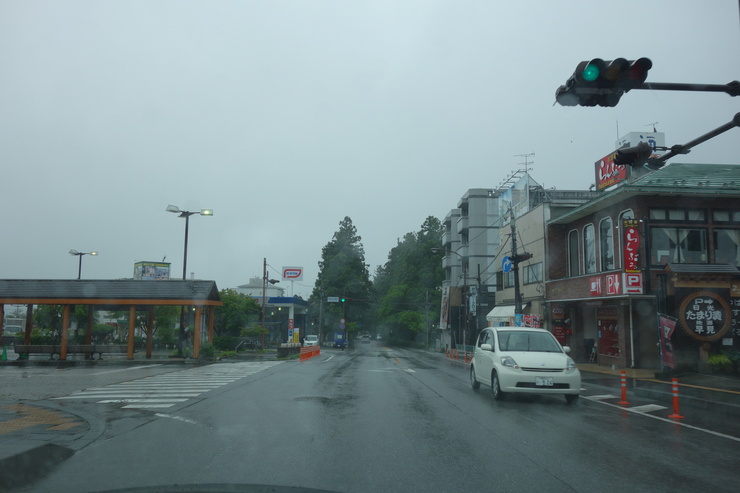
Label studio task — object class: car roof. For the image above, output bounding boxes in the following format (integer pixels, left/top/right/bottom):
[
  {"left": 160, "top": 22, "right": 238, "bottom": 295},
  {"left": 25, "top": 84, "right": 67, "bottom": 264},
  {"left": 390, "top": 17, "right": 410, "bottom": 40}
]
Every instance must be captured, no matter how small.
[{"left": 491, "top": 327, "right": 549, "bottom": 333}]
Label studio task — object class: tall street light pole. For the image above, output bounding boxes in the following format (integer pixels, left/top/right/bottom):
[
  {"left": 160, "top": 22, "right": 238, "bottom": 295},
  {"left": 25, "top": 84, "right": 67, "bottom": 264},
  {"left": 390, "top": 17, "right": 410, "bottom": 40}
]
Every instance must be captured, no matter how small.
[
  {"left": 166, "top": 205, "right": 213, "bottom": 356},
  {"left": 166, "top": 205, "right": 213, "bottom": 280},
  {"left": 69, "top": 250, "right": 98, "bottom": 279}
]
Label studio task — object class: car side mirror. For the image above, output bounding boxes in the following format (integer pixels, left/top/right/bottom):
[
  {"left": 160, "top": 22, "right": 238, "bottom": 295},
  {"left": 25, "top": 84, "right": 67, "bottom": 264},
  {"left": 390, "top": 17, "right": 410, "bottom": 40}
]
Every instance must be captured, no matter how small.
[
  {"left": 480, "top": 343, "right": 493, "bottom": 351},
  {"left": 562, "top": 346, "right": 571, "bottom": 354}
]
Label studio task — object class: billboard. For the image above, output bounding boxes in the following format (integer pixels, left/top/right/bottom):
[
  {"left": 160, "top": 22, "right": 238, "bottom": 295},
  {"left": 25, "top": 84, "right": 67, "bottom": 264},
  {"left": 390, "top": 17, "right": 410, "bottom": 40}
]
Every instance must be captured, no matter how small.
[
  {"left": 134, "top": 261, "right": 171, "bottom": 280},
  {"left": 596, "top": 131, "right": 666, "bottom": 191},
  {"left": 282, "top": 266, "right": 304, "bottom": 281}
]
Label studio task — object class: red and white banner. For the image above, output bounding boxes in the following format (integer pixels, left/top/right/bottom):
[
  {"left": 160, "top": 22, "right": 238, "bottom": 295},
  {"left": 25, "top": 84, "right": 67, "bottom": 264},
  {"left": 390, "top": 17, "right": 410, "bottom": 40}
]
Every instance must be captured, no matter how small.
[{"left": 622, "top": 219, "right": 641, "bottom": 273}]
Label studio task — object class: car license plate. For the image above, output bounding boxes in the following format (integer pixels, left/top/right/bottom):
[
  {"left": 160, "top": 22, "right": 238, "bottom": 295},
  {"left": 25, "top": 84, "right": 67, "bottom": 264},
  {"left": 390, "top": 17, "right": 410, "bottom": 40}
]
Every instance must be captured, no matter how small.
[{"left": 536, "top": 377, "right": 554, "bottom": 387}]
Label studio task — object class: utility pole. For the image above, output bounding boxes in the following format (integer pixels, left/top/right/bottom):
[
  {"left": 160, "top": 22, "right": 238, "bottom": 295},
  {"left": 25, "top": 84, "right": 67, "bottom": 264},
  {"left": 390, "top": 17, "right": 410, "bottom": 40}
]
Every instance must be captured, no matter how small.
[{"left": 509, "top": 213, "right": 532, "bottom": 316}]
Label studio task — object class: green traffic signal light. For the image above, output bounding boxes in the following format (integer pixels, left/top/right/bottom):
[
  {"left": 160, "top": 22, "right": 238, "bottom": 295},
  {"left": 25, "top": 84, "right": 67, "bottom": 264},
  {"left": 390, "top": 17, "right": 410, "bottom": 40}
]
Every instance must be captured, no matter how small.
[
  {"left": 581, "top": 63, "right": 600, "bottom": 82},
  {"left": 341, "top": 297, "right": 346, "bottom": 302}
]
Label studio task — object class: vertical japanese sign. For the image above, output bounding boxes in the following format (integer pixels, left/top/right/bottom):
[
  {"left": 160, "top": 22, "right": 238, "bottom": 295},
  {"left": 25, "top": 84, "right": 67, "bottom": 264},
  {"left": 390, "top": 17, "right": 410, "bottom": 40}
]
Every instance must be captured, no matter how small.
[
  {"left": 658, "top": 314, "right": 677, "bottom": 369},
  {"left": 623, "top": 219, "right": 640, "bottom": 273}
]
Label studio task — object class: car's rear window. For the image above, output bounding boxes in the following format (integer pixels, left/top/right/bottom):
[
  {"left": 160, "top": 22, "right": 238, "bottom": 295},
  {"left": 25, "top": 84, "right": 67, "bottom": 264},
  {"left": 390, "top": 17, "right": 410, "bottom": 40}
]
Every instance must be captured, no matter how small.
[{"left": 497, "top": 331, "right": 562, "bottom": 353}]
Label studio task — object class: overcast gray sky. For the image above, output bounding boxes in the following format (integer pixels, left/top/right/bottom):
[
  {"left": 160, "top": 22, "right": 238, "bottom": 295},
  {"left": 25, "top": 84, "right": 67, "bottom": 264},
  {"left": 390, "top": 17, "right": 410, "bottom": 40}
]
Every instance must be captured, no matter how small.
[{"left": 1, "top": 0, "right": 738, "bottom": 298}]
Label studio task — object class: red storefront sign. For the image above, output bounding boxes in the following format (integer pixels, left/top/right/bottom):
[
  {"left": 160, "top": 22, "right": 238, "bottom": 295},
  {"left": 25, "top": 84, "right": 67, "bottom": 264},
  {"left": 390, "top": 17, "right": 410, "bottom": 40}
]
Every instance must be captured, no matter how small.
[
  {"left": 595, "top": 152, "right": 629, "bottom": 190},
  {"left": 623, "top": 219, "right": 641, "bottom": 273},
  {"left": 605, "top": 274, "right": 621, "bottom": 295},
  {"left": 590, "top": 277, "right": 602, "bottom": 296},
  {"left": 623, "top": 272, "right": 643, "bottom": 294}
]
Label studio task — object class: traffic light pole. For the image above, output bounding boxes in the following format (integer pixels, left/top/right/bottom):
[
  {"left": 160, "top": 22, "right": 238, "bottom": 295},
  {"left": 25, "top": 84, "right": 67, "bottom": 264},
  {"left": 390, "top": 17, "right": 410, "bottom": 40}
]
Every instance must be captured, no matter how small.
[
  {"left": 648, "top": 112, "right": 740, "bottom": 168},
  {"left": 637, "top": 80, "right": 740, "bottom": 97}
]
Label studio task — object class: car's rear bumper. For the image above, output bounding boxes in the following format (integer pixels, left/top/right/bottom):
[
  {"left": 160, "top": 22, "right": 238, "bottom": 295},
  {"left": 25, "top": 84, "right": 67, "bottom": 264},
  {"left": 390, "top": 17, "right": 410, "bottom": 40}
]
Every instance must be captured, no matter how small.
[{"left": 498, "top": 369, "right": 581, "bottom": 395}]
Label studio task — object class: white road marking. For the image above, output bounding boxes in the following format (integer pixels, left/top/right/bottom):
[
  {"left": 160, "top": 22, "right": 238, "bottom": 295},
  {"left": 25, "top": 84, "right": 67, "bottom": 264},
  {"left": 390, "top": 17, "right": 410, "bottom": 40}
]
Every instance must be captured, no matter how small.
[
  {"left": 629, "top": 404, "right": 668, "bottom": 413},
  {"left": 154, "top": 413, "right": 199, "bottom": 425},
  {"left": 90, "top": 365, "right": 162, "bottom": 375},
  {"left": 583, "top": 395, "right": 740, "bottom": 442},
  {"left": 53, "top": 361, "right": 282, "bottom": 409}
]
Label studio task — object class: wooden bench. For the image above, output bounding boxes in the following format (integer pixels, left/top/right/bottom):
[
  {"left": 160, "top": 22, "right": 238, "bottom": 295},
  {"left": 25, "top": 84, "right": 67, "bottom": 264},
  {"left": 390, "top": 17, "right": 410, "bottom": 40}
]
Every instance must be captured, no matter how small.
[{"left": 13, "top": 344, "right": 130, "bottom": 360}]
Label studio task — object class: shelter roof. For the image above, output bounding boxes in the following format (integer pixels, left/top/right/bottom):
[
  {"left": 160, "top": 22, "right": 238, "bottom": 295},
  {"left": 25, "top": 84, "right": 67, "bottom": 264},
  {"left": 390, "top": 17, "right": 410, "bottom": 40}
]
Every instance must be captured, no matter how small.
[
  {"left": 0, "top": 279, "right": 222, "bottom": 306},
  {"left": 548, "top": 163, "right": 740, "bottom": 225}
]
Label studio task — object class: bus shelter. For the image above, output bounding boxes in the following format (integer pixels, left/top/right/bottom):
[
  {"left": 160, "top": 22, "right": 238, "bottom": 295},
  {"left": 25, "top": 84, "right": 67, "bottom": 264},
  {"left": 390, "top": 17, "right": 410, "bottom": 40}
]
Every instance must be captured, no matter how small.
[{"left": 0, "top": 279, "right": 222, "bottom": 360}]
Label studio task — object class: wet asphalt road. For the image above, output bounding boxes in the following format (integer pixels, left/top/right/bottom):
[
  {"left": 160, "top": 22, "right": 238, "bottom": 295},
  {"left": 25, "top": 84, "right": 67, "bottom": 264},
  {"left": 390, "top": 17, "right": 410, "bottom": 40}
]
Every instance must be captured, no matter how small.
[{"left": 6, "top": 343, "right": 740, "bottom": 493}]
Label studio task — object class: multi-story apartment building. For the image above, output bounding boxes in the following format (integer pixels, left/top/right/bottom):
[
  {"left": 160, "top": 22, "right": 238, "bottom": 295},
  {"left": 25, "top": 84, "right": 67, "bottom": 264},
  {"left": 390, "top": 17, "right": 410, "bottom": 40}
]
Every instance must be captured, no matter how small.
[{"left": 439, "top": 188, "right": 500, "bottom": 349}]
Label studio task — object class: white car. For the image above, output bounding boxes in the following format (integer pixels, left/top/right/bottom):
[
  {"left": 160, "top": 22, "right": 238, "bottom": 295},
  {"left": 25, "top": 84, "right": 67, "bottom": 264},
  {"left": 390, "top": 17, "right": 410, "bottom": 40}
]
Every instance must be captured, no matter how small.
[
  {"left": 304, "top": 335, "right": 319, "bottom": 347},
  {"left": 469, "top": 327, "right": 581, "bottom": 403}
]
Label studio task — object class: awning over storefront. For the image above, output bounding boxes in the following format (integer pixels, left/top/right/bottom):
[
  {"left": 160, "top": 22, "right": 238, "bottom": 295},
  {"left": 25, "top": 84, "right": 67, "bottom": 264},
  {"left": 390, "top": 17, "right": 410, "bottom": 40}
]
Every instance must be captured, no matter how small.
[{"left": 486, "top": 305, "right": 516, "bottom": 322}]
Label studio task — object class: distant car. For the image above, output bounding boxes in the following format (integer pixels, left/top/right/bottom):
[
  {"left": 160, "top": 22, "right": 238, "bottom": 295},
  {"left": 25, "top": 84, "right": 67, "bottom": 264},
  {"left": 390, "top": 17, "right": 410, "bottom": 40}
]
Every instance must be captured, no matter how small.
[
  {"left": 304, "top": 335, "right": 319, "bottom": 347},
  {"left": 242, "top": 339, "right": 263, "bottom": 350},
  {"left": 361, "top": 335, "right": 370, "bottom": 343},
  {"left": 469, "top": 327, "right": 581, "bottom": 404}
]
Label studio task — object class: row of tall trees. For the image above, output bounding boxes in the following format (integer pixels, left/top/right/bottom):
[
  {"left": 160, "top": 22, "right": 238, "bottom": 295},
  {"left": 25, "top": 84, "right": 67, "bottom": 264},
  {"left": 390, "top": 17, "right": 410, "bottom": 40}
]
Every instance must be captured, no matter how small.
[{"left": 309, "top": 215, "right": 444, "bottom": 346}]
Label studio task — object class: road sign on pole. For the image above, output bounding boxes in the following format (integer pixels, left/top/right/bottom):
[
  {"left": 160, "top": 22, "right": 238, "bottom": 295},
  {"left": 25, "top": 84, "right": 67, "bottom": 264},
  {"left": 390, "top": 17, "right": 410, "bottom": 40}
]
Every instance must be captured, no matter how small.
[{"left": 327, "top": 297, "right": 340, "bottom": 303}]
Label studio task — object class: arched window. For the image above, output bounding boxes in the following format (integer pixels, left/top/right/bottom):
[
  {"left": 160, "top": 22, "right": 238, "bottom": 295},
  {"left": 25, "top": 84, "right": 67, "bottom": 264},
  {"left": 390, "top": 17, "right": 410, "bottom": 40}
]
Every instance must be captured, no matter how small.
[
  {"left": 584, "top": 224, "right": 596, "bottom": 274},
  {"left": 600, "top": 217, "right": 615, "bottom": 271},
  {"left": 568, "top": 230, "right": 579, "bottom": 277}
]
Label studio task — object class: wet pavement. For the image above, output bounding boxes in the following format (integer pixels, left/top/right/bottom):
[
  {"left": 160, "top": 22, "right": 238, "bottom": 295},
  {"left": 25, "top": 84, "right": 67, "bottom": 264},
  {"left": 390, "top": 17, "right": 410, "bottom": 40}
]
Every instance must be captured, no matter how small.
[{"left": 2, "top": 345, "right": 739, "bottom": 491}]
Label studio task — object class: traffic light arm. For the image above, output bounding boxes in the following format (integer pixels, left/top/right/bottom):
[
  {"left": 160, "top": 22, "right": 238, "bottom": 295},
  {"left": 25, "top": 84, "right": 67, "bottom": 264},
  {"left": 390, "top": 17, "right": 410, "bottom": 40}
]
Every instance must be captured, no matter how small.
[
  {"left": 636, "top": 80, "right": 740, "bottom": 97},
  {"left": 648, "top": 112, "right": 740, "bottom": 168}
]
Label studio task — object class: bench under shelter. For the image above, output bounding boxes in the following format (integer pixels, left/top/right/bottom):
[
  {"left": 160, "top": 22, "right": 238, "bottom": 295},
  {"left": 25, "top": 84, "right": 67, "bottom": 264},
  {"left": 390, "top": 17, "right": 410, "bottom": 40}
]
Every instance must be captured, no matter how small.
[{"left": 0, "top": 279, "right": 222, "bottom": 360}]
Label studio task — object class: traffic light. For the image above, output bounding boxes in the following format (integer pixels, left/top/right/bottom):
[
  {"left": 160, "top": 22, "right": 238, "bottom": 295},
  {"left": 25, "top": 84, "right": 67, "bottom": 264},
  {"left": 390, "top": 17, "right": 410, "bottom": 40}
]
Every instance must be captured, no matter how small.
[
  {"left": 556, "top": 58, "right": 652, "bottom": 107},
  {"left": 341, "top": 297, "right": 345, "bottom": 302},
  {"left": 511, "top": 252, "right": 533, "bottom": 264},
  {"left": 613, "top": 141, "right": 653, "bottom": 167}
]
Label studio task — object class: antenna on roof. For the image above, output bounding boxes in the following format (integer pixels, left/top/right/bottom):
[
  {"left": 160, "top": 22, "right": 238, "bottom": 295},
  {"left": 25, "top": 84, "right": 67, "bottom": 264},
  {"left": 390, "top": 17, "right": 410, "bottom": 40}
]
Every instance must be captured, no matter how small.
[{"left": 646, "top": 121, "right": 659, "bottom": 132}]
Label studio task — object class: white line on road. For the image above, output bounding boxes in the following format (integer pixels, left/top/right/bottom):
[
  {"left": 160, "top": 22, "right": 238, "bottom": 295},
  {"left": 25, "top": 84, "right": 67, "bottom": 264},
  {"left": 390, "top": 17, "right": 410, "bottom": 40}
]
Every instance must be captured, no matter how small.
[
  {"left": 322, "top": 356, "right": 334, "bottom": 363},
  {"left": 90, "top": 365, "right": 162, "bottom": 375},
  {"left": 583, "top": 396, "right": 740, "bottom": 442},
  {"left": 123, "top": 404, "right": 177, "bottom": 409},
  {"left": 154, "top": 413, "right": 199, "bottom": 425},
  {"left": 629, "top": 404, "right": 668, "bottom": 413},
  {"left": 97, "top": 399, "right": 188, "bottom": 403}
]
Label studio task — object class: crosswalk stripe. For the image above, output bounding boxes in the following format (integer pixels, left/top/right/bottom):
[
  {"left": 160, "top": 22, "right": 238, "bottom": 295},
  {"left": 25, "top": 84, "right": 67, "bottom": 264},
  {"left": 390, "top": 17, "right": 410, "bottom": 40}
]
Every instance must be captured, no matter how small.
[{"left": 53, "top": 361, "right": 282, "bottom": 409}]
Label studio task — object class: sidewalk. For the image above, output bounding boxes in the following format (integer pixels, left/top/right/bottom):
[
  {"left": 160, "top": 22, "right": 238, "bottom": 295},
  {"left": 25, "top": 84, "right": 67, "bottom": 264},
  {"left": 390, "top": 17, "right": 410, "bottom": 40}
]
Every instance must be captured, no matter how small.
[{"left": 0, "top": 346, "right": 278, "bottom": 366}]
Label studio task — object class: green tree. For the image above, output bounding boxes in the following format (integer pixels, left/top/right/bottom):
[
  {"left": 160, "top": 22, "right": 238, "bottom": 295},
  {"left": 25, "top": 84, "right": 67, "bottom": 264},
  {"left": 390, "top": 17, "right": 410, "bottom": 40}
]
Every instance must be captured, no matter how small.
[
  {"left": 33, "top": 305, "right": 63, "bottom": 342},
  {"left": 215, "top": 289, "right": 261, "bottom": 337},
  {"left": 310, "top": 217, "right": 372, "bottom": 340},
  {"left": 372, "top": 216, "right": 444, "bottom": 345}
]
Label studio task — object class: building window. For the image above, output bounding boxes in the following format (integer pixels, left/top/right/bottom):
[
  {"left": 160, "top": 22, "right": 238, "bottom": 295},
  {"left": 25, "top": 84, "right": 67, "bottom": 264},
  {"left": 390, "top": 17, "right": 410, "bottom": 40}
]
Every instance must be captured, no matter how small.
[
  {"left": 714, "top": 230, "right": 740, "bottom": 265},
  {"left": 503, "top": 270, "right": 515, "bottom": 288},
  {"left": 568, "top": 230, "right": 579, "bottom": 277},
  {"left": 650, "top": 209, "right": 706, "bottom": 222},
  {"left": 651, "top": 227, "right": 708, "bottom": 264},
  {"left": 523, "top": 263, "right": 543, "bottom": 284},
  {"left": 713, "top": 210, "right": 740, "bottom": 224},
  {"left": 599, "top": 218, "right": 615, "bottom": 271},
  {"left": 584, "top": 224, "right": 596, "bottom": 274}
]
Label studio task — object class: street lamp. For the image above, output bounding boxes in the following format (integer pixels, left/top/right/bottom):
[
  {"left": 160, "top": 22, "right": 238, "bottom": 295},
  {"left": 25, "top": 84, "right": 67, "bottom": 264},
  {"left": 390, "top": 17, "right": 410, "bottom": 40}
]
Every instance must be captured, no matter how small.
[
  {"left": 166, "top": 205, "right": 213, "bottom": 280},
  {"left": 69, "top": 249, "right": 98, "bottom": 279},
  {"left": 167, "top": 205, "right": 213, "bottom": 356}
]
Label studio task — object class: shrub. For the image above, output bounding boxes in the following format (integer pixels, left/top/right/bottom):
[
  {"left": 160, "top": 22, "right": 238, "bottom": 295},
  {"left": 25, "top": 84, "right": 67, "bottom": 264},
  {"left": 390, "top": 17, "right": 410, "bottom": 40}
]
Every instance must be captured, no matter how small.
[
  {"left": 708, "top": 354, "right": 733, "bottom": 374},
  {"left": 199, "top": 343, "right": 216, "bottom": 360}
]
